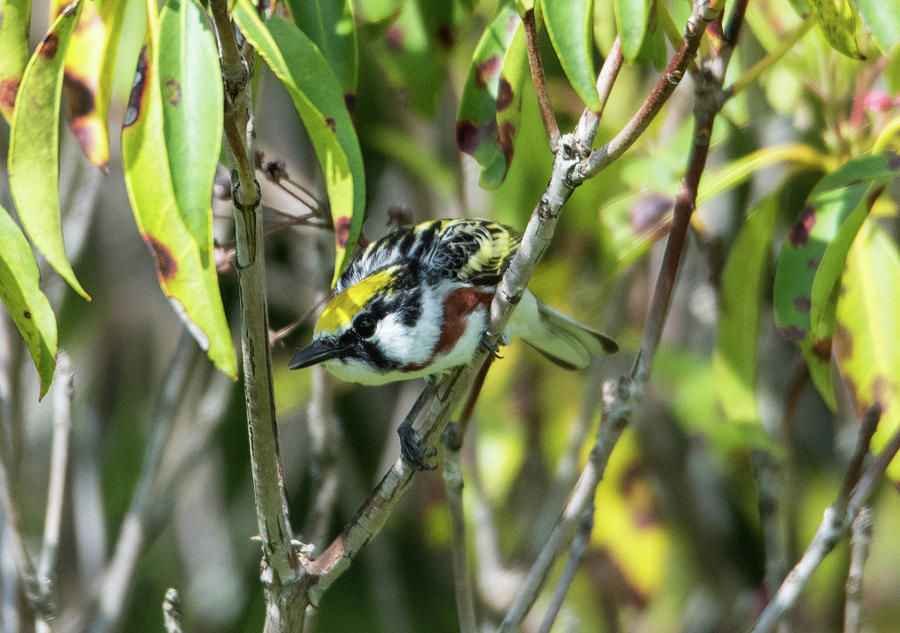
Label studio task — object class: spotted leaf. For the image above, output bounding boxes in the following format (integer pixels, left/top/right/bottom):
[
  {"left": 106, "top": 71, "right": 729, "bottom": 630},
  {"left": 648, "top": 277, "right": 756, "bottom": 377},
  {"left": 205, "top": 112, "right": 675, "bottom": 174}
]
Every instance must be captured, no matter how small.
[
  {"left": 835, "top": 222, "right": 900, "bottom": 477},
  {"left": 121, "top": 0, "right": 237, "bottom": 378},
  {"left": 773, "top": 152, "right": 900, "bottom": 408},
  {"left": 0, "top": 0, "right": 31, "bottom": 121},
  {"left": 233, "top": 1, "right": 365, "bottom": 286},
  {"left": 806, "top": 0, "right": 863, "bottom": 59},
  {"left": 457, "top": 5, "right": 522, "bottom": 189},
  {"left": 8, "top": 0, "right": 90, "bottom": 300},
  {"left": 542, "top": 0, "right": 600, "bottom": 110},
  {"left": 0, "top": 203, "right": 57, "bottom": 398}
]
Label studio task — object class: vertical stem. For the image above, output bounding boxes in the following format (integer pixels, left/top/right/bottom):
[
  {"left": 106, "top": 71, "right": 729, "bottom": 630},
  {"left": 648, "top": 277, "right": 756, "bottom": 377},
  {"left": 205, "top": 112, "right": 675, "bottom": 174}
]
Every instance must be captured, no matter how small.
[{"left": 523, "top": 8, "right": 560, "bottom": 152}]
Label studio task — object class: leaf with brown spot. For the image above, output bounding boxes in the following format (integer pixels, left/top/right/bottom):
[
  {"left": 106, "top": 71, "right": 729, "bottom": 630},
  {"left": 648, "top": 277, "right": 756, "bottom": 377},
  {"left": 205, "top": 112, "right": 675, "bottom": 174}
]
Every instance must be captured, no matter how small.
[
  {"left": 774, "top": 153, "right": 900, "bottom": 408},
  {"left": 122, "top": 2, "right": 236, "bottom": 378},
  {"left": 0, "top": 203, "right": 57, "bottom": 398},
  {"left": 457, "top": 5, "right": 523, "bottom": 188},
  {"left": 835, "top": 221, "right": 900, "bottom": 477},
  {"left": 8, "top": 0, "right": 91, "bottom": 300},
  {"left": 0, "top": 0, "right": 31, "bottom": 121}
]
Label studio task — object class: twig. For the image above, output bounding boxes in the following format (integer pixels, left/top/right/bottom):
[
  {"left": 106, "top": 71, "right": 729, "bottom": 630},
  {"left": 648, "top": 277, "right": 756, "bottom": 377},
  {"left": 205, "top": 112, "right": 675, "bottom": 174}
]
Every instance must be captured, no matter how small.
[
  {"left": 844, "top": 507, "right": 872, "bottom": 633},
  {"left": 34, "top": 352, "right": 75, "bottom": 633},
  {"left": 303, "top": 365, "right": 342, "bottom": 551},
  {"left": 574, "top": 37, "right": 624, "bottom": 146},
  {"left": 442, "top": 424, "right": 478, "bottom": 633},
  {"left": 208, "top": 4, "right": 303, "bottom": 627},
  {"left": 523, "top": 8, "right": 560, "bottom": 152},
  {"left": 537, "top": 502, "right": 594, "bottom": 633},
  {"left": 749, "top": 406, "right": 897, "bottom": 633},
  {"left": 751, "top": 450, "right": 786, "bottom": 599},
  {"left": 576, "top": 0, "right": 720, "bottom": 180},
  {"left": 88, "top": 332, "right": 197, "bottom": 633},
  {"left": 162, "top": 588, "right": 184, "bottom": 633}
]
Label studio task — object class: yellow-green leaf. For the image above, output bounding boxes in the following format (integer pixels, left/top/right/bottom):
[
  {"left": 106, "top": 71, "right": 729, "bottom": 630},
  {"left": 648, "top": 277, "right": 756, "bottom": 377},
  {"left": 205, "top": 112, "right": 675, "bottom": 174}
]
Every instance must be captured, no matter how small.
[
  {"left": 807, "top": 0, "right": 863, "bottom": 59},
  {"left": 8, "top": 0, "right": 91, "bottom": 301},
  {"left": 835, "top": 221, "right": 900, "bottom": 477},
  {"left": 0, "top": 0, "right": 31, "bottom": 121},
  {"left": 542, "top": 0, "right": 600, "bottom": 110},
  {"left": 0, "top": 204, "right": 57, "bottom": 398},
  {"left": 121, "top": 3, "right": 237, "bottom": 378},
  {"left": 233, "top": 0, "right": 366, "bottom": 286},
  {"left": 614, "top": 0, "right": 651, "bottom": 62}
]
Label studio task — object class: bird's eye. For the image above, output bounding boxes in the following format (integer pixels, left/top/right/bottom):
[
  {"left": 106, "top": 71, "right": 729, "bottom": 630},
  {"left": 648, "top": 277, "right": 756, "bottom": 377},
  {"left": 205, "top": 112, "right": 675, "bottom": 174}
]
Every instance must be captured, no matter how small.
[{"left": 353, "top": 315, "right": 377, "bottom": 338}]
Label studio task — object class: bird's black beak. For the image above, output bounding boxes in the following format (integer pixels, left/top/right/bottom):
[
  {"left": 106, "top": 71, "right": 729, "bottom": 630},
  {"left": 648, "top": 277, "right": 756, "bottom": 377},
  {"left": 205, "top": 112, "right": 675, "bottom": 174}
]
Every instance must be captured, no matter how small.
[{"left": 289, "top": 339, "right": 345, "bottom": 370}]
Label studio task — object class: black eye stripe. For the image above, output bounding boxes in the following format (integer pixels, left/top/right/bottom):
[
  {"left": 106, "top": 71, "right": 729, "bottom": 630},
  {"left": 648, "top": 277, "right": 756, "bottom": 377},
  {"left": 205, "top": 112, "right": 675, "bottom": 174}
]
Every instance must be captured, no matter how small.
[{"left": 354, "top": 315, "right": 377, "bottom": 338}]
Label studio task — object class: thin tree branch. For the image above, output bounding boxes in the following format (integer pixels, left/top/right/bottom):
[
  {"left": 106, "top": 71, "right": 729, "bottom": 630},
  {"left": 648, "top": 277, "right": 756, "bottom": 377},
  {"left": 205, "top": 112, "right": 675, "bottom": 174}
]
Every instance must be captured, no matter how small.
[
  {"left": 574, "top": 37, "right": 624, "bottom": 146},
  {"left": 750, "top": 406, "right": 897, "bottom": 633},
  {"left": 34, "top": 352, "right": 75, "bottom": 633},
  {"left": 162, "top": 588, "right": 184, "bottom": 633},
  {"left": 844, "top": 507, "right": 872, "bottom": 633},
  {"left": 442, "top": 423, "right": 477, "bottom": 633},
  {"left": 88, "top": 332, "right": 197, "bottom": 633},
  {"left": 576, "top": 0, "right": 719, "bottom": 180},
  {"left": 537, "top": 502, "right": 593, "bottom": 633},
  {"left": 208, "top": 4, "right": 303, "bottom": 629},
  {"left": 523, "top": 8, "right": 560, "bottom": 152}
]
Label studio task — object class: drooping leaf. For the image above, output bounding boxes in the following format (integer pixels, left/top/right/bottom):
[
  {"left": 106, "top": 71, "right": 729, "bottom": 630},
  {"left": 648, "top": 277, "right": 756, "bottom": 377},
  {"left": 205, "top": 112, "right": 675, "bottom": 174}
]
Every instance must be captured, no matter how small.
[
  {"left": 806, "top": 0, "right": 863, "bottom": 59},
  {"left": 233, "top": 0, "right": 366, "bottom": 285},
  {"left": 851, "top": 0, "right": 900, "bottom": 54},
  {"left": 51, "top": 0, "right": 128, "bottom": 167},
  {"left": 542, "top": 0, "right": 600, "bottom": 110},
  {"left": 285, "top": 0, "right": 358, "bottom": 98},
  {"left": 457, "top": 5, "right": 522, "bottom": 189},
  {"left": 495, "top": 20, "right": 529, "bottom": 183},
  {"left": 158, "top": 0, "right": 223, "bottom": 257},
  {"left": 0, "top": 204, "right": 57, "bottom": 398},
  {"left": 8, "top": 0, "right": 91, "bottom": 301},
  {"left": 354, "top": 0, "right": 401, "bottom": 24},
  {"left": 714, "top": 194, "right": 779, "bottom": 426},
  {"left": 773, "top": 152, "right": 900, "bottom": 408},
  {"left": 121, "top": 2, "right": 237, "bottom": 378},
  {"left": 835, "top": 221, "right": 900, "bottom": 477},
  {"left": 0, "top": 0, "right": 32, "bottom": 121},
  {"left": 614, "top": 0, "right": 651, "bottom": 62}
]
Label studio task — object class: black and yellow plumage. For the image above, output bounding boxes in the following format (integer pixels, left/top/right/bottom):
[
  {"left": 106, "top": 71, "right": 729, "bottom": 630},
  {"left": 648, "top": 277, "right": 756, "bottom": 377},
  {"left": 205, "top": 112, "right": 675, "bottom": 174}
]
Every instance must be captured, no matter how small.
[{"left": 290, "top": 219, "right": 617, "bottom": 385}]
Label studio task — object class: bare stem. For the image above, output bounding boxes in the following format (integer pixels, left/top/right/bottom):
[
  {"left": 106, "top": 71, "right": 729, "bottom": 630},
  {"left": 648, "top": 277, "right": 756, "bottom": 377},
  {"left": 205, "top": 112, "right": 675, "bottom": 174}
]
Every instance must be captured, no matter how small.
[
  {"left": 844, "top": 507, "right": 873, "bottom": 633},
  {"left": 523, "top": 8, "right": 560, "bottom": 152},
  {"left": 162, "top": 588, "right": 184, "bottom": 633},
  {"left": 537, "top": 503, "right": 594, "bottom": 633},
  {"left": 574, "top": 37, "right": 623, "bottom": 146}
]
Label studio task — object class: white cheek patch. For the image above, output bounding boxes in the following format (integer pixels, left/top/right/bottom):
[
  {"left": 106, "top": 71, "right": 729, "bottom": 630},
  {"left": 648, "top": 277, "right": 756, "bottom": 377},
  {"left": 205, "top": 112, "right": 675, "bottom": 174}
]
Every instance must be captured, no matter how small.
[{"left": 374, "top": 285, "right": 444, "bottom": 365}]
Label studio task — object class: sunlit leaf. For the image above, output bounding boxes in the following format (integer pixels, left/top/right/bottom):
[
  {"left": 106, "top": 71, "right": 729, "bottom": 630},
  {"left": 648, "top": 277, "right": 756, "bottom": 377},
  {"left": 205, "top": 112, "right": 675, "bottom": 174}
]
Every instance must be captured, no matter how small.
[
  {"left": 121, "top": 1, "right": 237, "bottom": 378},
  {"left": 233, "top": 0, "right": 366, "bottom": 285},
  {"left": 0, "top": 0, "right": 31, "bottom": 122},
  {"left": 773, "top": 153, "right": 900, "bottom": 408},
  {"left": 614, "top": 0, "right": 651, "bottom": 62},
  {"left": 285, "top": 0, "right": 358, "bottom": 98},
  {"left": 8, "top": 0, "right": 91, "bottom": 301},
  {"left": 354, "top": 0, "right": 401, "bottom": 24},
  {"left": 457, "top": 5, "right": 522, "bottom": 189},
  {"left": 542, "top": 0, "right": 600, "bottom": 109},
  {"left": 714, "top": 194, "right": 779, "bottom": 426},
  {"left": 806, "top": 0, "right": 863, "bottom": 59},
  {"left": 0, "top": 204, "right": 57, "bottom": 398},
  {"left": 835, "top": 221, "right": 900, "bottom": 477},
  {"left": 851, "top": 0, "right": 900, "bottom": 54},
  {"left": 158, "top": 0, "right": 223, "bottom": 255}
]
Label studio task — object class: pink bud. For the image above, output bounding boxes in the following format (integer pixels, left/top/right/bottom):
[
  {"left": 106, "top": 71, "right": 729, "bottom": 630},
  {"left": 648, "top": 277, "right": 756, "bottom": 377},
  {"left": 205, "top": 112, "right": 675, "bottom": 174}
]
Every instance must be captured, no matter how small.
[{"left": 864, "top": 91, "right": 894, "bottom": 112}]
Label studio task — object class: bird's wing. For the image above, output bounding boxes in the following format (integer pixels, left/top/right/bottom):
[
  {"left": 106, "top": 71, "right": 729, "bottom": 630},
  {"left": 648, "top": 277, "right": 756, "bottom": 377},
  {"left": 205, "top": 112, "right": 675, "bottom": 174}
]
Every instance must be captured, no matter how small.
[{"left": 425, "top": 219, "right": 521, "bottom": 287}]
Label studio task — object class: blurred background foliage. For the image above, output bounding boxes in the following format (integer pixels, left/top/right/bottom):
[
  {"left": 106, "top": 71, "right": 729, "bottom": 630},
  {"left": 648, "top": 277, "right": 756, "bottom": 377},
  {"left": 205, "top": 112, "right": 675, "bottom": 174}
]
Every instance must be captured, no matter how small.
[{"left": 1, "top": 0, "right": 900, "bottom": 631}]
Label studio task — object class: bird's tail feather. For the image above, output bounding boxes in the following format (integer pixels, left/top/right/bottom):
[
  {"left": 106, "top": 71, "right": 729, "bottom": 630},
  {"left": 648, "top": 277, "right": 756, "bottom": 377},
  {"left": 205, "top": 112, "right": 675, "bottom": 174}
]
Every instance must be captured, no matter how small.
[{"left": 510, "top": 291, "right": 618, "bottom": 370}]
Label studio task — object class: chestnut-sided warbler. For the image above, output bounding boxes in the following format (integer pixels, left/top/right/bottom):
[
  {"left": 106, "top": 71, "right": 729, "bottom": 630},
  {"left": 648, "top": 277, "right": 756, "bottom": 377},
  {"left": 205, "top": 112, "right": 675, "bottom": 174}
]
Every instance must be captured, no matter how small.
[{"left": 290, "top": 218, "right": 618, "bottom": 383}]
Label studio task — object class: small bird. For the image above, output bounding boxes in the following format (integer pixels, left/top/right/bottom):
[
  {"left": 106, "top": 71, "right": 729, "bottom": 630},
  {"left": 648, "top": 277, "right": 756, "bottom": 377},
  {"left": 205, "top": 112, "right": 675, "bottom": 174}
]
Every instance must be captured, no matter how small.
[{"left": 290, "top": 218, "right": 618, "bottom": 466}]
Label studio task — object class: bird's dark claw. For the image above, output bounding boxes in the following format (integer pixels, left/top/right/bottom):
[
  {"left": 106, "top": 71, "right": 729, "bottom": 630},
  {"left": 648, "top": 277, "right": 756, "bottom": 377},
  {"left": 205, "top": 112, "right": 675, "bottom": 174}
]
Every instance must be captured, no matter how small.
[
  {"left": 480, "top": 334, "right": 503, "bottom": 359},
  {"left": 398, "top": 421, "right": 437, "bottom": 471}
]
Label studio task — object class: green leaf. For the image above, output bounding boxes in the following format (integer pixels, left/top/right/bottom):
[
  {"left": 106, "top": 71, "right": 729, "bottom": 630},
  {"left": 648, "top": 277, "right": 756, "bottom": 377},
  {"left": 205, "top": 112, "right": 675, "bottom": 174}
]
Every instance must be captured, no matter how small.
[
  {"left": 806, "top": 0, "right": 863, "bottom": 59},
  {"left": 851, "top": 0, "right": 900, "bottom": 54},
  {"left": 714, "top": 194, "right": 779, "bottom": 425},
  {"left": 233, "top": 2, "right": 366, "bottom": 285},
  {"left": 0, "top": 204, "right": 57, "bottom": 398},
  {"left": 285, "top": 0, "right": 358, "bottom": 98},
  {"left": 835, "top": 221, "right": 900, "bottom": 477},
  {"left": 542, "top": 0, "right": 600, "bottom": 110},
  {"left": 158, "top": 0, "right": 223, "bottom": 258},
  {"left": 8, "top": 0, "right": 91, "bottom": 301},
  {"left": 121, "top": 16, "right": 237, "bottom": 378},
  {"left": 457, "top": 5, "right": 523, "bottom": 189},
  {"left": 773, "top": 152, "right": 900, "bottom": 408},
  {"left": 0, "top": 0, "right": 32, "bottom": 121},
  {"left": 614, "top": 0, "right": 651, "bottom": 62},
  {"left": 354, "top": 0, "right": 401, "bottom": 24}
]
